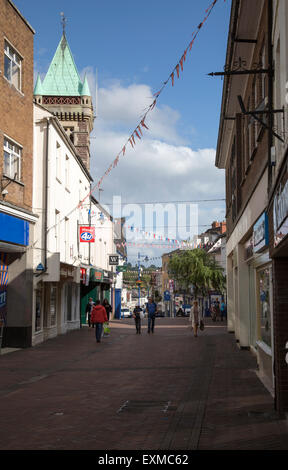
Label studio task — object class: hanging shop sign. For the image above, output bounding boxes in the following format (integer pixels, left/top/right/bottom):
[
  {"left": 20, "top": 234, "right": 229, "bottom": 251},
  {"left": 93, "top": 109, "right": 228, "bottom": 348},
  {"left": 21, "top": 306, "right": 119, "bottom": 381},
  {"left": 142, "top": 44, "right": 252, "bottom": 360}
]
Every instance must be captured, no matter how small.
[
  {"left": 253, "top": 212, "right": 269, "bottom": 253},
  {"left": 273, "top": 170, "right": 288, "bottom": 247},
  {"left": 90, "top": 268, "right": 103, "bottom": 282},
  {"left": 109, "top": 255, "right": 119, "bottom": 266},
  {"left": 79, "top": 226, "right": 95, "bottom": 243},
  {"left": 116, "top": 265, "right": 127, "bottom": 273}
]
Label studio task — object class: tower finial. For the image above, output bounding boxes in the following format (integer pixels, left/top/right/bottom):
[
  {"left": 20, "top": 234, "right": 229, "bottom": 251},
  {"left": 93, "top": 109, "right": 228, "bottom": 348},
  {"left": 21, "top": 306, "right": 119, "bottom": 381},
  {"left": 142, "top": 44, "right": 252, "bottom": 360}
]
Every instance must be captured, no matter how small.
[{"left": 60, "top": 12, "right": 67, "bottom": 36}]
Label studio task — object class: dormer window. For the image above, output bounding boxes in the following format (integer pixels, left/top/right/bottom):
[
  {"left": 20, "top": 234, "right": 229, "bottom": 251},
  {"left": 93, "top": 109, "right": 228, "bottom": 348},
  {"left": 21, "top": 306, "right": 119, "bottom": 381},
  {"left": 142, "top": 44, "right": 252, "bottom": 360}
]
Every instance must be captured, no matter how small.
[{"left": 4, "top": 41, "right": 22, "bottom": 91}]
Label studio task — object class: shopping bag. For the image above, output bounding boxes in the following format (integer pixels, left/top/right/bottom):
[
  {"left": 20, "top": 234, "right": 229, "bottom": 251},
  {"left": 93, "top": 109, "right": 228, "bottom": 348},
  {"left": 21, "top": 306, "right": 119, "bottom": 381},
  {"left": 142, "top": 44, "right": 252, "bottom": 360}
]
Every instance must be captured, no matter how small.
[{"left": 200, "top": 319, "right": 205, "bottom": 331}]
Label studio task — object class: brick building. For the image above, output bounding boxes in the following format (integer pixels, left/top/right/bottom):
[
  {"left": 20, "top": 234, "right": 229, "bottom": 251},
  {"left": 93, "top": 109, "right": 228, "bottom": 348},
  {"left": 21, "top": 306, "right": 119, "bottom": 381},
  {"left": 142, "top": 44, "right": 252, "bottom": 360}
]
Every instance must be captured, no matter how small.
[
  {"left": 266, "top": 0, "right": 288, "bottom": 413},
  {"left": 0, "top": 0, "right": 36, "bottom": 348},
  {"left": 215, "top": 0, "right": 288, "bottom": 411}
]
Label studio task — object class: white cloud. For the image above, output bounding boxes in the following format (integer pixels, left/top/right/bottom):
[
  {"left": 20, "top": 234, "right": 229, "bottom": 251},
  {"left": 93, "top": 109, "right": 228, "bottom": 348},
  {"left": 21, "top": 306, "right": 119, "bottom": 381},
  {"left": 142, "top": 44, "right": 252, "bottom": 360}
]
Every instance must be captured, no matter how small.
[{"left": 81, "top": 72, "right": 225, "bottom": 262}]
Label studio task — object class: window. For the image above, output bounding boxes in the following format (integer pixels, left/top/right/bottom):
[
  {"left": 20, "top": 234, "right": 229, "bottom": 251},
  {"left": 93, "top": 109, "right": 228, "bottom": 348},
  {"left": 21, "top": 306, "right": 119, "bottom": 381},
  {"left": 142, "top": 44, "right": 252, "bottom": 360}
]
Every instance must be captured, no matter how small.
[
  {"left": 65, "top": 217, "right": 69, "bottom": 261},
  {"left": 259, "top": 44, "right": 266, "bottom": 104},
  {"left": 50, "top": 285, "right": 57, "bottom": 327},
  {"left": 4, "top": 41, "right": 22, "bottom": 91},
  {"left": 55, "top": 210, "right": 60, "bottom": 252},
  {"left": 56, "top": 142, "right": 61, "bottom": 180},
  {"left": 35, "top": 286, "right": 43, "bottom": 332},
  {"left": 65, "top": 155, "right": 70, "bottom": 189},
  {"left": 258, "top": 266, "right": 272, "bottom": 348},
  {"left": 3, "top": 137, "right": 21, "bottom": 181}
]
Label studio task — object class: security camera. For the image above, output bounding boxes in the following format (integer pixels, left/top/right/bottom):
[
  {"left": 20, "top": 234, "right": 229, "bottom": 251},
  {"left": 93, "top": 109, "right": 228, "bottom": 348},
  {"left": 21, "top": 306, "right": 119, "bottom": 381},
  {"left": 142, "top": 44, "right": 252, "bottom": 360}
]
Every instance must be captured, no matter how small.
[{"left": 1, "top": 189, "right": 8, "bottom": 196}]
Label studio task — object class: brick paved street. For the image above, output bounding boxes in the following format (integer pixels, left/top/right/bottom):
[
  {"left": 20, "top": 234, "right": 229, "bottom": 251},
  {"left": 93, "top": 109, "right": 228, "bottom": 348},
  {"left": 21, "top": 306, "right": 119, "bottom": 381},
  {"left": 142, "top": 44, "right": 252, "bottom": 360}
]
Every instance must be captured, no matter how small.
[{"left": 0, "top": 317, "right": 287, "bottom": 450}]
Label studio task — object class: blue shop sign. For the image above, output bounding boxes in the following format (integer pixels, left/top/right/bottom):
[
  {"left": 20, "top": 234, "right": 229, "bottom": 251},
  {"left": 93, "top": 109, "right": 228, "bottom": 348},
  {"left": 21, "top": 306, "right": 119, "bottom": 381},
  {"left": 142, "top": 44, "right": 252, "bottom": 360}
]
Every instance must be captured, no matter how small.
[
  {"left": 164, "top": 290, "right": 171, "bottom": 301},
  {"left": 0, "top": 212, "right": 29, "bottom": 246},
  {"left": 253, "top": 212, "right": 269, "bottom": 253}
]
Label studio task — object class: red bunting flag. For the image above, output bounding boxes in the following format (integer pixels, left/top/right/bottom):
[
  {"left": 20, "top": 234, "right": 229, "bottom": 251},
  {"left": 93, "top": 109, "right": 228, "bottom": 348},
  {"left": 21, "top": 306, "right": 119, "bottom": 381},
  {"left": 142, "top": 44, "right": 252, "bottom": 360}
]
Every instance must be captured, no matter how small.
[
  {"left": 134, "top": 130, "right": 141, "bottom": 140},
  {"left": 141, "top": 118, "right": 149, "bottom": 130},
  {"left": 137, "top": 125, "right": 143, "bottom": 136},
  {"left": 150, "top": 99, "right": 157, "bottom": 111},
  {"left": 113, "top": 156, "right": 119, "bottom": 167},
  {"left": 176, "top": 64, "right": 180, "bottom": 78},
  {"left": 122, "top": 146, "right": 126, "bottom": 156},
  {"left": 131, "top": 134, "right": 136, "bottom": 145},
  {"left": 171, "top": 72, "right": 174, "bottom": 86},
  {"left": 180, "top": 56, "right": 184, "bottom": 71},
  {"left": 129, "top": 138, "right": 134, "bottom": 148}
]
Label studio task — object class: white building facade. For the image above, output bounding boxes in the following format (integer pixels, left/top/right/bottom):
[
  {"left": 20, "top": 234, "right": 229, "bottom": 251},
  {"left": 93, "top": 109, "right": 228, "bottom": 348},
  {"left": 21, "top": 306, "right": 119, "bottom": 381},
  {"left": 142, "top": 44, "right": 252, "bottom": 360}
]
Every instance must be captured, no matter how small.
[{"left": 32, "top": 103, "right": 93, "bottom": 345}]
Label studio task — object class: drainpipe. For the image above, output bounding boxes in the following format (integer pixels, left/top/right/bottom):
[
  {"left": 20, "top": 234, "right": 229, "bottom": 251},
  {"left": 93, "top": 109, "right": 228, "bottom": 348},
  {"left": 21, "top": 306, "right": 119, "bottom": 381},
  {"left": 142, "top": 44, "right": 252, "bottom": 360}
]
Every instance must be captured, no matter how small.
[
  {"left": 44, "top": 118, "right": 50, "bottom": 272},
  {"left": 267, "top": 0, "right": 274, "bottom": 192}
]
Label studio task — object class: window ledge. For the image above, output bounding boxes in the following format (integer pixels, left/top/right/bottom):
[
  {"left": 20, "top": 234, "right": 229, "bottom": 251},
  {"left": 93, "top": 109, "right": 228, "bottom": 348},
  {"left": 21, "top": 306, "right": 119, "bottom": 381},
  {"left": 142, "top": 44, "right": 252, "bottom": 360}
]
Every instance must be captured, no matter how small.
[
  {"left": 2, "top": 75, "right": 24, "bottom": 97},
  {"left": 2, "top": 175, "right": 24, "bottom": 187}
]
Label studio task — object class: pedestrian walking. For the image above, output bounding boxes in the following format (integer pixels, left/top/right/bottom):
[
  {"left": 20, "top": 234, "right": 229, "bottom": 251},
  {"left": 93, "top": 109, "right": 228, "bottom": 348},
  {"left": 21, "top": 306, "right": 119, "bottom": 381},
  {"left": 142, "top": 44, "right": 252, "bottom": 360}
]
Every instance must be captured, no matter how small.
[
  {"left": 133, "top": 305, "right": 142, "bottom": 334},
  {"left": 102, "top": 298, "right": 112, "bottom": 321},
  {"left": 220, "top": 300, "right": 227, "bottom": 321},
  {"left": 214, "top": 298, "right": 220, "bottom": 321},
  {"left": 85, "top": 297, "right": 94, "bottom": 328},
  {"left": 146, "top": 297, "right": 157, "bottom": 334},
  {"left": 190, "top": 300, "right": 200, "bottom": 337},
  {"left": 91, "top": 300, "right": 108, "bottom": 343}
]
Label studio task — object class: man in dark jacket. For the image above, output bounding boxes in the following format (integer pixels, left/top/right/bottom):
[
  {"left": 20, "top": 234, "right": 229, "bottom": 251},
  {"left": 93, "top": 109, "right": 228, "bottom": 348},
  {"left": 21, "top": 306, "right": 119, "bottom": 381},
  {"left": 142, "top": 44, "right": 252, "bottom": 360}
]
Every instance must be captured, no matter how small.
[
  {"left": 146, "top": 298, "right": 157, "bottom": 334},
  {"left": 102, "top": 298, "right": 112, "bottom": 321},
  {"left": 133, "top": 305, "right": 142, "bottom": 334}
]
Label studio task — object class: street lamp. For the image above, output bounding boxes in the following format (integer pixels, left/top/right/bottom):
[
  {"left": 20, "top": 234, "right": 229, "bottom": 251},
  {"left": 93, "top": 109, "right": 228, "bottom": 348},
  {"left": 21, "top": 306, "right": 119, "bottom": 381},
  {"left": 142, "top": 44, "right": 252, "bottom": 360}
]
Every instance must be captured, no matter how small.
[{"left": 137, "top": 253, "right": 149, "bottom": 307}]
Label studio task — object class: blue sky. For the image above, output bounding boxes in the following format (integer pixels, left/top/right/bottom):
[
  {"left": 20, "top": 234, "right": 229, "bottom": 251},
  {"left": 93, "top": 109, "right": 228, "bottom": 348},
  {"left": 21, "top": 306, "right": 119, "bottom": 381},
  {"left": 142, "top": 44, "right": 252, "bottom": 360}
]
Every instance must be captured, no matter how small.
[{"left": 15, "top": 0, "right": 231, "bottom": 264}]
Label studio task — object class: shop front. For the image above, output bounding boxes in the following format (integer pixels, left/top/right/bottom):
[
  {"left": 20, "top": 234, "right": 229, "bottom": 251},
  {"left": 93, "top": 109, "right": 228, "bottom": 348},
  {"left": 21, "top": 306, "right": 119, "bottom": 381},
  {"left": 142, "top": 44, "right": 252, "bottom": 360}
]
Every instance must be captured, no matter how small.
[
  {"left": 0, "top": 210, "right": 35, "bottom": 348},
  {"left": 246, "top": 212, "right": 273, "bottom": 393},
  {"left": 268, "top": 159, "right": 288, "bottom": 412}
]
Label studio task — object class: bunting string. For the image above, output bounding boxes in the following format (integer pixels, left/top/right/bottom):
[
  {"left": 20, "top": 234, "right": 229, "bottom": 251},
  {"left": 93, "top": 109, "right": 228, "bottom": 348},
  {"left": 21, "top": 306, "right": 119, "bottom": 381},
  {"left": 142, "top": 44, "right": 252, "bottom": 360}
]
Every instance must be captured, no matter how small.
[{"left": 47, "top": 0, "right": 223, "bottom": 234}]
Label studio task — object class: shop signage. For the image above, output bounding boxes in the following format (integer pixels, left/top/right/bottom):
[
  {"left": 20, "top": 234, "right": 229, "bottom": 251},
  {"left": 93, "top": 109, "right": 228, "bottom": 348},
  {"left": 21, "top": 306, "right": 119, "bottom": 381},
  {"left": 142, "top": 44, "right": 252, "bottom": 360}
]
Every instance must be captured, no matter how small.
[
  {"left": 80, "top": 268, "right": 87, "bottom": 284},
  {"left": 169, "top": 279, "right": 174, "bottom": 293},
  {"left": 0, "top": 212, "right": 29, "bottom": 246},
  {"left": 0, "top": 289, "right": 7, "bottom": 309},
  {"left": 90, "top": 269, "right": 103, "bottom": 282},
  {"left": 253, "top": 212, "right": 269, "bottom": 253},
  {"left": 85, "top": 268, "right": 90, "bottom": 286},
  {"left": 109, "top": 255, "right": 119, "bottom": 265},
  {"left": 164, "top": 290, "right": 171, "bottom": 301},
  {"left": 273, "top": 174, "right": 288, "bottom": 247},
  {"left": 79, "top": 226, "right": 95, "bottom": 243},
  {"left": 60, "top": 265, "right": 74, "bottom": 278},
  {"left": 116, "top": 265, "right": 127, "bottom": 272}
]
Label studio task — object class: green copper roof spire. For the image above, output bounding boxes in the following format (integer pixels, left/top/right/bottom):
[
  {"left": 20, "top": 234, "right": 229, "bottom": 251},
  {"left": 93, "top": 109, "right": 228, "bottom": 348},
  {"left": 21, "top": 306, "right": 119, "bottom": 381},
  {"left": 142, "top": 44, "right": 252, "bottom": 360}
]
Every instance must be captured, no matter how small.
[
  {"left": 81, "top": 74, "right": 91, "bottom": 96},
  {"left": 34, "top": 73, "right": 43, "bottom": 95},
  {"left": 41, "top": 34, "right": 83, "bottom": 96}
]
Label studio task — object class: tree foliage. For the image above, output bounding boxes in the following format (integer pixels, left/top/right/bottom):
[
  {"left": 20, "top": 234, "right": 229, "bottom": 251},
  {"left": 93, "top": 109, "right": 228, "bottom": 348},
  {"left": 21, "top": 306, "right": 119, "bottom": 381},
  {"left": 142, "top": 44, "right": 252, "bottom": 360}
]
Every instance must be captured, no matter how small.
[{"left": 168, "top": 248, "right": 226, "bottom": 298}]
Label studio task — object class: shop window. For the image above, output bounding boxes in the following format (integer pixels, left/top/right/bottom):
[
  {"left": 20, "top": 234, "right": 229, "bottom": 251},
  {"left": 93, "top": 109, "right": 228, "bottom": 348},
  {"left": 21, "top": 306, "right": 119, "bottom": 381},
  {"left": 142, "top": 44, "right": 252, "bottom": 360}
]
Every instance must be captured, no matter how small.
[
  {"left": 258, "top": 267, "right": 272, "bottom": 347},
  {"left": 50, "top": 285, "right": 57, "bottom": 326},
  {"left": 35, "top": 286, "right": 43, "bottom": 332},
  {"left": 65, "top": 283, "right": 72, "bottom": 321}
]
